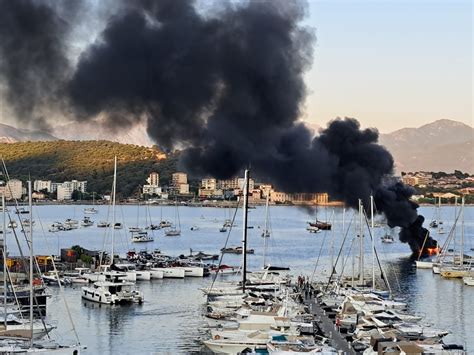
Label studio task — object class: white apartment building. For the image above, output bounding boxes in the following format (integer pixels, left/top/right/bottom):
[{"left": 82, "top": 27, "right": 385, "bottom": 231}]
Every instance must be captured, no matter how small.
[
  {"left": 201, "top": 178, "right": 217, "bottom": 190},
  {"left": 218, "top": 177, "right": 255, "bottom": 191},
  {"left": 172, "top": 172, "right": 188, "bottom": 185},
  {"left": 57, "top": 184, "right": 74, "bottom": 201},
  {"left": 143, "top": 185, "right": 162, "bottom": 195},
  {"left": 0, "top": 179, "right": 23, "bottom": 200},
  {"left": 147, "top": 172, "right": 160, "bottom": 186},
  {"left": 34, "top": 180, "right": 52, "bottom": 192}
]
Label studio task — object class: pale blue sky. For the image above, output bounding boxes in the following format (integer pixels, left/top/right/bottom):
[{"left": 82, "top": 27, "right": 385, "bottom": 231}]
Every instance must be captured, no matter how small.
[{"left": 303, "top": 0, "right": 472, "bottom": 132}]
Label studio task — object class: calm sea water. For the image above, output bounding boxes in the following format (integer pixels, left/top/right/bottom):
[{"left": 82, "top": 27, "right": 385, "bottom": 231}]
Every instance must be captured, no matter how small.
[{"left": 5, "top": 204, "right": 473, "bottom": 354}]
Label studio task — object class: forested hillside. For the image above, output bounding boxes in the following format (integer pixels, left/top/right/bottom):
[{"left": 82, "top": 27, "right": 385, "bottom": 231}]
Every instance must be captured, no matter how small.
[{"left": 0, "top": 141, "right": 178, "bottom": 197}]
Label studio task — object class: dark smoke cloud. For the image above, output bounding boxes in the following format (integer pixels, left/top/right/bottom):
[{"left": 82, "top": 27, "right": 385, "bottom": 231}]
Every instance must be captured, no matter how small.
[
  {"left": 0, "top": 0, "right": 78, "bottom": 129},
  {"left": 0, "top": 0, "right": 435, "bottom": 254}
]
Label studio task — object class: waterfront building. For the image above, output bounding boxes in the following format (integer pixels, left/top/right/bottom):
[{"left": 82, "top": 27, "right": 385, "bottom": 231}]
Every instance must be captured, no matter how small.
[
  {"left": 0, "top": 179, "right": 23, "bottom": 200},
  {"left": 218, "top": 177, "right": 255, "bottom": 190},
  {"left": 172, "top": 172, "right": 187, "bottom": 185},
  {"left": 201, "top": 178, "right": 217, "bottom": 190},
  {"left": 57, "top": 184, "right": 74, "bottom": 201},
  {"left": 147, "top": 172, "right": 160, "bottom": 186},
  {"left": 34, "top": 180, "right": 52, "bottom": 192},
  {"left": 143, "top": 185, "right": 162, "bottom": 196}
]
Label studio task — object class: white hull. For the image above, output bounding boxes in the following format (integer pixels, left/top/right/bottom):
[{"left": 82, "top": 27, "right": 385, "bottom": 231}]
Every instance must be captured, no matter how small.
[
  {"left": 180, "top": 267, "right": 204, "bottom": 277},
  {"left": 136, "top": 271, "right": 151, "bottom": 281},
  {"left": 149, "top": 269, "right": 164, "bottom": 279},
  {"left": 432, "top": 265, "right": 441, "bottom": 274},
  {"left": 151, "top": 267, "right": 185, "bottom": 278},
  {"left": 463, "top": 277, "right": 474, "bottom": 286},
  {"left": 415, "top": 260, "right": 433, "bottom": 269}
]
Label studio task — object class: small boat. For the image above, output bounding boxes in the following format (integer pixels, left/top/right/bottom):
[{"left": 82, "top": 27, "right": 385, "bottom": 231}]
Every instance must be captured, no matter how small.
[
  {"left": 84, "top": 207, "right": 98, "bottom": 214},
  {"left": 159, "top": 220, "right": 172, "bottom": 228},
  {"left": 165, "top": 228, "right": 181, "bottom": 236},
  {"left": 219, "top": 226, "right": 227, "bottom": 233},
  {"left": 438, "top": 226, "right": 446, "bottom": 234},
  {"left": 97, "top": 221, "right": 110, "bottom": 228},
  {"left": 49, "top": 222, "right": 64, "bottom": 232},
  {"left": 14, "top": 207, "right": 29, "bottom": 214},
  {"left": 308, "top": 220, "right": 331, "bottom": 230},
  {"left": 21, "top": 219, "right": 35, "bottom": 227},
  {"left": 381, "top": 234, "right": 394, "bottom": 243},
  {"left": 209, "top": 264, "right": 240, "bottom": 275},
  {"left": 128, "top": 226, "right": 142, "bottom": 233},
  {"left": 190, "top": 225, "right": 199, "bottom": 231},
  {"left": 429, "top": 220, "right": 438, "bottom": 228},
  {"left": 113, "top": 222, "right": 123, "bottom": 229},
  {"left": 221, "top": 246, "right": 254, "bottom": 254},
  {"left": 131, "top": 231, "right": 154, "bottom": 243},
  {"left": 415, "top": 260, "right": 433, "bottom": 269},
  {"left": 306, "top": 225, "right": 320, "bottom": 233},
  {"left": 7, "top": 221, "right": 17, "bottom": 229},
  {"left": 64, "top": 218, "right": 79, "bottom": 229},
  {"left": 463, "top": 276, "right": 474, "bottom": 286},
  {"left": 81, "top": 216, "right": 94, "bottom": 227},
  {"left": 145, "top": 224, "right": 159, "bottom": 230}
]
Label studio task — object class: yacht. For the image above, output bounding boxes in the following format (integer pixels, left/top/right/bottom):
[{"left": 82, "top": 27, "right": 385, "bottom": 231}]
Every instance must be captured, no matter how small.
[
  {"left": 81, "top": 216, "right": 94, "bottom": 227},
  {"left": 84, "top": 207, "right": 98, "bottom": 214},
  {"left": 113, "top": 263, "right": 151, "bottom": 281},
  {"left": 130, "top": 231, "right": 154, "bottom": 243},
  {"left": 81, "top": 274, "right": 143, "bottom": 305}
]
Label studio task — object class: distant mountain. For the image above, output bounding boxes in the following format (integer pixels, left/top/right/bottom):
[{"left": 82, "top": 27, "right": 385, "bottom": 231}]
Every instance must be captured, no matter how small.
[
  {"left": 53, "top": 120, "right": 155, "bottom": 147},
  {"left": 379, "top": 119, "right": 474, "bottom": 173},
  {"left": 0, "top": 123, "right": 57, "bottom": 143}
]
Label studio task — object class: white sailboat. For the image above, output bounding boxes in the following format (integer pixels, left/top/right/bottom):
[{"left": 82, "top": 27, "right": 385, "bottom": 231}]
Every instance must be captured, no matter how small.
[
  {"left": 164, "top": 200, "right": 181, "bottom": 236},
  {"left": 84, "top": 192, "right": 98, "bottom": 214},
  {"left": 82, "top": 157, "right": 144, "bottom": 304}
]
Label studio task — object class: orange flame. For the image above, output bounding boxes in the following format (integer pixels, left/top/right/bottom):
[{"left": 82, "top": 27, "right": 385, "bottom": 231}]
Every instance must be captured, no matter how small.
[{"left": 426, "top": 247, "right": 441, "bottom": 256}]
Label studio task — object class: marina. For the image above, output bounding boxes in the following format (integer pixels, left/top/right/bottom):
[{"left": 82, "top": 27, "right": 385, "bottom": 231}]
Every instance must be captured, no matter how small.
[{"left": 0, "top": 198, "right": 472, "bottom": 353}]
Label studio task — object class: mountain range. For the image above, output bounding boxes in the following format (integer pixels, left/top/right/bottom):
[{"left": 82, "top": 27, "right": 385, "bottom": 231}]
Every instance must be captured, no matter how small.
[{"left": 0, "top": 119, "right": 472, "bottom": 173}]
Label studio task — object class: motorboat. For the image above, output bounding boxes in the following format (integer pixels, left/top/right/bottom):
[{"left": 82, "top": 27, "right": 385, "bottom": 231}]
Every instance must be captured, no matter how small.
[
  {"left": 381, "top": 234, "right": 394, "bottom": 243},
  {"left": 306, "top": 225, "right": 320, "bottom": 233},
  {"left": 81, "top": 279, "right": 143, "bottom": 305},
  {"left": 221, "top": 246, "right": 254, "bottom": 254},
  {"left": 84, "top": 207, "right": 98, "bottom": 214},
  {"left": 113, "top": 223, "right": 123, "bottom": 229},
  {"left": 150, "top": 265, "right": 185, "bottom": 278},
  {"left": 130, "top": 231, "right": 154, "bottom": 243},
  {"left": 97, "top": 221, "right": 110, "bottom": 228},
  {"left": 81, "top": 216, "right": 94, "bottom": 227},
  {"left": 113, "top": 263, "right": 151, "bottom": 281}
]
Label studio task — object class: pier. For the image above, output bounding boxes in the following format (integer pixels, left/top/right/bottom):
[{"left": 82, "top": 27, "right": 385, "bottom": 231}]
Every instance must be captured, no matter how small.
[{"left": 300, "top": 286, "right": 355, "bottom": 354}]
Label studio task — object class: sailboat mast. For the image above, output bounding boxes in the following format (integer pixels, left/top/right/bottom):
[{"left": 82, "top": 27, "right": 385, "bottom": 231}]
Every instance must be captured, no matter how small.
[
  {"left": 370, "top": 195, "right": 375, "bottom": 290},
  {"left": 2, "top": 194, "right": 6, "bottom": 328},
  {"left": 111, "top": 156, "right": 117, "bottom": 265},
  {"left": 263, "top": 193, "right": 269, "bottom": 268},
  {"left": 28, "top": 181, "right": 33, "bottom": 345},
  {"left": 358, "top": 199, "right": 364, "bottom": 285},
  {"left": 460, "top": 196, "right": 465, "bottom": 266},
  {"left": 241, "top": 169, "right": 249, "bottom": 292}
]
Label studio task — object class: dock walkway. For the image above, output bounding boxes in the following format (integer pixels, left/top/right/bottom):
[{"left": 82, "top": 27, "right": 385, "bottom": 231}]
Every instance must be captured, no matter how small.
[{"left": 301, "top": 288, "right": 355, "bottom": 354}]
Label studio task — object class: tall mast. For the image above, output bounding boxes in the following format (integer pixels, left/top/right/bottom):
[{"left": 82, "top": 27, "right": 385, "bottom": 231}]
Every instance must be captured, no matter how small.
[
  {"left": 2, "top": 194, "right": 6, "bottom": 328},
  {"left": 28, "top": 181, "right": 33, "bottom": 345},
  {"left": 262, "top": 193, "right": 269, "bottom": 268},
  {"left": 111, "top": 156, "right": 117, "bottom": 265},
  {"left": 370, "top": 195, "right": 375, "bottom": 290},
  {"left": 241, "top": 169, "right": 249, "bottom": 292},
  {"left": 460, "top": 196, "right": 465, "bottom": 266},
  {"left": 358, "top": 199, "right": 364, "bottom": 285}
]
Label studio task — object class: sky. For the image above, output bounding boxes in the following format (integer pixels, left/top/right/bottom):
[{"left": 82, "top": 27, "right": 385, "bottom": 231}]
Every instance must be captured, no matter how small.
[{"left": 302, "top": 0, "right": 472, "bottom": 132}]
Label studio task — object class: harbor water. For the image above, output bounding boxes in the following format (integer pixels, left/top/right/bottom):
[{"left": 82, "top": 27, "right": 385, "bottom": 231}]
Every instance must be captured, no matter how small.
[{"left": 5, "top": 204, "right": 473, "bottom": 354}]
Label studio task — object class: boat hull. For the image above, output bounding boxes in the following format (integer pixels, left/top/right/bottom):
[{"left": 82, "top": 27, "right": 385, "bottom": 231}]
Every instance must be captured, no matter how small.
[{"left": 151, "top": 267, "right": 185, "bottom": 278}]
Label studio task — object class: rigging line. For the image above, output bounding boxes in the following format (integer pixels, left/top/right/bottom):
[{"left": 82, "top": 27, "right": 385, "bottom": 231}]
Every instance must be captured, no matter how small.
[
  {"left": 335, "top": 236, "right": 356, "bottom": 288},
  {"left": 309, "top": 223, "right": 329, "bottom": 284},
  {"left": 208, "top": 196, "right": 242, "bottom": 293},
  {"left": 363, "top": 211, "right": 391, "bottom": 295},
  {"left": 324, "top": 212, "right": 355, "bottom": 292}
]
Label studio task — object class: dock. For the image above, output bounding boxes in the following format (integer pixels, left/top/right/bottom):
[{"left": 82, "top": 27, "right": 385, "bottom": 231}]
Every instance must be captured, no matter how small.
[{"left": 301, "top": 287, "right": 355, "bottom": 354}]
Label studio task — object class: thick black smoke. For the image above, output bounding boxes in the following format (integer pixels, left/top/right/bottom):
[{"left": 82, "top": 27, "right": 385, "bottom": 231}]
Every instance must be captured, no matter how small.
[
  {"left": 0, "top": 0, "right": 78, "bottom": 129},
  {"left": 0, "top": 0, "right": 435, "bottom": 254}
]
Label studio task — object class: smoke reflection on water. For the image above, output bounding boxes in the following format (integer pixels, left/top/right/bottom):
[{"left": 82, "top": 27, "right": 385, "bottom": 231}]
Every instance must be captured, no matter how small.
[{"left": 18, "top": 204, "right": 474, "bottom": 353}]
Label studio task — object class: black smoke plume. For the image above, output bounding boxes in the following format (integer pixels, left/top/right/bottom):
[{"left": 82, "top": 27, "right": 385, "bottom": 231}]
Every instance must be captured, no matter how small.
[{"left": 0, "top": 0, "right": 435, "bottom": 255}]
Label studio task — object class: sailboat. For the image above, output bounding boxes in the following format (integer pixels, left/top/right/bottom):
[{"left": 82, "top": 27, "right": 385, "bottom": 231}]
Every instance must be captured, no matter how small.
[
  {"left": 0, "top": 183, "right": 82, "bottom": 353},
  {"left": 84, "top": 192, "right": 98, "bottom": 214},
  {"left": 261, "top": 194, "right": 270, "bottom": 238},
  {"left": 158, "top": 205, "right": 172, "bottom": 228},
  {"left": 82, "top": 157, "right": 144, "bottom": 304},
  {"left": 164, "top": 199, "right": 181, "bottom": 236}
]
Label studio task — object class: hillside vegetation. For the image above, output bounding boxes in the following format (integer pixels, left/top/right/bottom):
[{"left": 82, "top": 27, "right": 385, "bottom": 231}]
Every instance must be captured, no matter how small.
[{"left": 0, "top": 140, "right": 177, "bottom": 197}]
